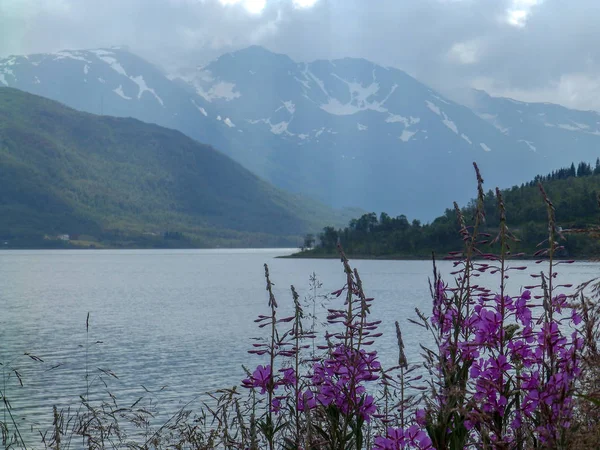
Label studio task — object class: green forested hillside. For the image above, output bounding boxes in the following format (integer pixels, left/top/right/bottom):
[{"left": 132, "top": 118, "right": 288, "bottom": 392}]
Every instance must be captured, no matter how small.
[
  {"left": 301, "top": 162, "right": 600, "bottom": 258},
  {"left": 0, "top": 87, "right": 353, "bottom": 248}
]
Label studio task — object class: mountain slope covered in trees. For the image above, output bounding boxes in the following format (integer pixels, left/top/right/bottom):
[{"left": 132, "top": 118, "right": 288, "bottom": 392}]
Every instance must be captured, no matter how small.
[
  {"left": 299, "top": 161, "right": 600, "bottom": 258},
  {"left": 0, "top": 87, "right": 354, "bottom": 248}
]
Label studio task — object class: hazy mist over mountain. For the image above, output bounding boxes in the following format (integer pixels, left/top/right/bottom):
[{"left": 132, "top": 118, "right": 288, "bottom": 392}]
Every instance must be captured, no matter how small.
[{"left": 3, "top": 0, "right": 600, "bottom": 111}]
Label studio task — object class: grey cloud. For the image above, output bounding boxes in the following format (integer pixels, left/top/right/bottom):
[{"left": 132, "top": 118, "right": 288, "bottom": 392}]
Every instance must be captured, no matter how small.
[{"left": 2, "top": 0, "right": 600, "bottom": 109}]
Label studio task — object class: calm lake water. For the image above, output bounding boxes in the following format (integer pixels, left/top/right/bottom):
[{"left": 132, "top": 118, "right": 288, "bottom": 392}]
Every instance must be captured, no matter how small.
[{"left": 1, "top": 249, "right": 598, "bottom": 445}]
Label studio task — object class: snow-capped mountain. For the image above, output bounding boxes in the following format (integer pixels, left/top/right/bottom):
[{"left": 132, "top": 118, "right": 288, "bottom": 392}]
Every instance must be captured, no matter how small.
[
  {"left": 172, "top": 46, "right": 541, "bottom": 217},
  {"left": 0, "top": 47, "right": 245, "bottom": 164},
  {"left": 2, "top": 46, "right": 597, "bottom": 219},
  {"left": 472, "top": 89, "right": 600, "bottom": 158}
]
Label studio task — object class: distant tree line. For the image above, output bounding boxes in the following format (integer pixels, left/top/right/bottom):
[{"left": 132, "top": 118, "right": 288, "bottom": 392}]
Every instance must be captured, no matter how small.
[
  {"left": 526, "top": 159, "right": 600, "bottom": 186},
  {"left": 305, "top": 161, "right": 600, "bottom": 258}
]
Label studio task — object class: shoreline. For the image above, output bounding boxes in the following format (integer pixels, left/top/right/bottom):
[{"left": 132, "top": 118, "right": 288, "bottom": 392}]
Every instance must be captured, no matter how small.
[
  {"left": 2, "top": 247, "right": 598, "bottom": 262},
  {"left": 278, "top": 253, "right": 431, "bottom": 260},
  {"left": 280, "top": 252, "right": 599, "bottom": 262}
]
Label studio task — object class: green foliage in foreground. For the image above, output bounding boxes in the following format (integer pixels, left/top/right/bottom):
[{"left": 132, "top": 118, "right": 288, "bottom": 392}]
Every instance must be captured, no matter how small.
[
  {"left": 302, "top": 161, "right": 600, "bottom": 258},
  {"left": 0, "top": 87, "right": 356, "bottom": 248}
]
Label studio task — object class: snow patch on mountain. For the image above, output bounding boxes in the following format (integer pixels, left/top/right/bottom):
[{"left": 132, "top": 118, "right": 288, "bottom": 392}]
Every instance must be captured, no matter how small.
[
  {"left": 494, "top": 123, "right": 510, "bottom": 134},
  {"left": 425, "top": 100, "right": 461, "bottom": 135},
  {"left": 478, "top": 113, "right": 510, "bottom": 134},
  {"left": 399, "top": 130, "right": 417, "bottom": 142},
  {"left": 196, "top": 81, "right": 241, "bottom": 102},
  {"left": 357, "top": 123, "right": 368, "bottom": 131},
  {"left": 519, "top": 139, "right": 537, "bottom": 152},
  {"left": 90, "top": 49, "right": 113, "bottom": 57},
  {"left": 544, "top": 121, "right": 600, "bottom": 135},
  {"left": 224, "top": 118, "right": 235, "bottom": 128},
  {"left": 98, "top": 77, "right": 106, "bottom": 84},
  {"left": 130, "top": 75, "right": 164, "bottom": 106},
  {"left": 92, "top": 50, "right": 127, "bottom": 77},
  {"left": 321, "top": 77, "right": 394, "bottom": 115},
  {"left": 113, "top": 85, "right": 131, "bottom": 100},
  {"left": 480, "top": 143, "right": 492, "bottom": 152},
  {"left": 461, "top": 133, "right": 472, "bottom": 144},
  {"left": 478, "top": 112, "right": 496, "bottom": 121},
  {"left": 282, "top": 101, "right": 295, "bottom": 114},
  {"left": 558, "top": 123, "right": 587, "bottom": 131},
  {"left": 191, "top": 99, "right": 208, "bottom": 116},
  {"left": 321, "top": 98, "right": 367, "bottom": 115},
  {"left": 0, "top": 64, "right": 15, "bottom": 84},
  {"left": 385, "top": 114, "right": 406, "bottom": 124},
  {"left": 425, "top": 100, "right": 441, "bottom": 116},
  {"left": 336, "top": 74, "right": 379, "bottom": 102},
  {"left": 248, "top": 118, "right": 294, "bottom": 136},
  {"left": 270, "top": 121, "right": 289, "bottom": 135},
  {"left": 305, "top": 69, "right": 329, "bottom": 97},
  {"left": 386, "top": 114, "right": 420, "bottom": 127},
  {"left": 430, "top": 93, "right": 451, "bottom": 105},
  {"left": 276, "top": 101, "right": 296, "bottom": 114},
  {"left": 54, "top": 50, "right": 91, "bottom": 63},
  {"left": 83, "top": 64, "right": 89, "bottom": 75},
  {"left": 442, "top": 116, "right": 459, "bottom": 134},
  {"left": 2, "top": 57, "right": 16, "bottom": 66},
  {"left": 294, "top": 75, "right": 311, "bottom": 90}
]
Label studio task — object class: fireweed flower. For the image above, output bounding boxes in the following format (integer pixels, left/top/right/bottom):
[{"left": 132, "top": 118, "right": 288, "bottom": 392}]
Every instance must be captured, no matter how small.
[
  {"left": 279, "top": 367, "right": 296, "bottom": 387},
  {"left": 489, "top": 354, "right": 511, "bottom": 377},
  {"left": 271, "top": 396, "right": 284, "bottom": 414},
  {"left": 552, "top": 293, "right": 568, "bottom": 313},
  {"left": 373, "top": 425, "right": 433, "bottom": 450},
  {"left": 466, "top": 288, "right": 581, "bottom": 445},
  {"left": 242, "top": 364, "right": 273, "bottom": 394},
  {"left": 473, "top": 306, "right": 503, "bottom": 346},
  {"left": 415, "top": 409, "right": 427, "bottom": 427},
  {"left": 237, "top": 223, "right": 584, "bottom": 449},
  {"left": 507, "top": 339, "right": 535, "bottom": 367},
  {"left": 425, "top": 266, "right": 583, "bottom": 448},
  {"left": 514, "top": 290, "right": 532, "bottom": 326},
  {"left": 359, "top": 394, "right": 377, "bottom": 421},
  {"left": 297, "top": 389, "right": 316, "bottom": 411},
  {"left": 309, "top": 344, "right": 381, "bottom": 421},
  {"left": 571, "top": 308, "right": 582, "bottom": 325}
]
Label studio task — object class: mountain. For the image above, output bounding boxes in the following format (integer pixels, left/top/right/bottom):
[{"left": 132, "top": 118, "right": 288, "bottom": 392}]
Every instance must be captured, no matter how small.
[
  {"left": 174, "top": 46, "right": 542, "bottom": 218},
  {"left": 0, "top": 47, "right": 243, "bottom": 157},
  {"left": 472, "top": 89, "right": 600, "bottom": 159},
  {"left": 3, "top": 46, "right": 600, "bottom": 220},
  {"left": 0, "top": 87, "right": 353, "bottom": 248}
]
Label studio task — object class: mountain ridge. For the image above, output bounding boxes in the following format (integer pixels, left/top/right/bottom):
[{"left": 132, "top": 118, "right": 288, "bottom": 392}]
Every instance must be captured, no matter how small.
[
  {"left": 0, "top": 87, "right": 355, "bottom": 248},
  {"left": 3, "top": 46, "right": 600, "bottom": 220}
]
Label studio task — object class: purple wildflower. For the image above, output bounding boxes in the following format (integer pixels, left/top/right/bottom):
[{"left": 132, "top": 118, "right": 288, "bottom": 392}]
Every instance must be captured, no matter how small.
[
  {"left": 241, "top": 364, "right": 273, "bottom": 394},
  {"left": 279, "top": 367, "right": 296, "bottom": 387}
]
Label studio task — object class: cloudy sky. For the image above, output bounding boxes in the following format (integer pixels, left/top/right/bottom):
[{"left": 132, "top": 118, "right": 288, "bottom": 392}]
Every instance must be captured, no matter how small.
[{"left": 2, "top": 0, "right": 599, "bottom": 110}]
